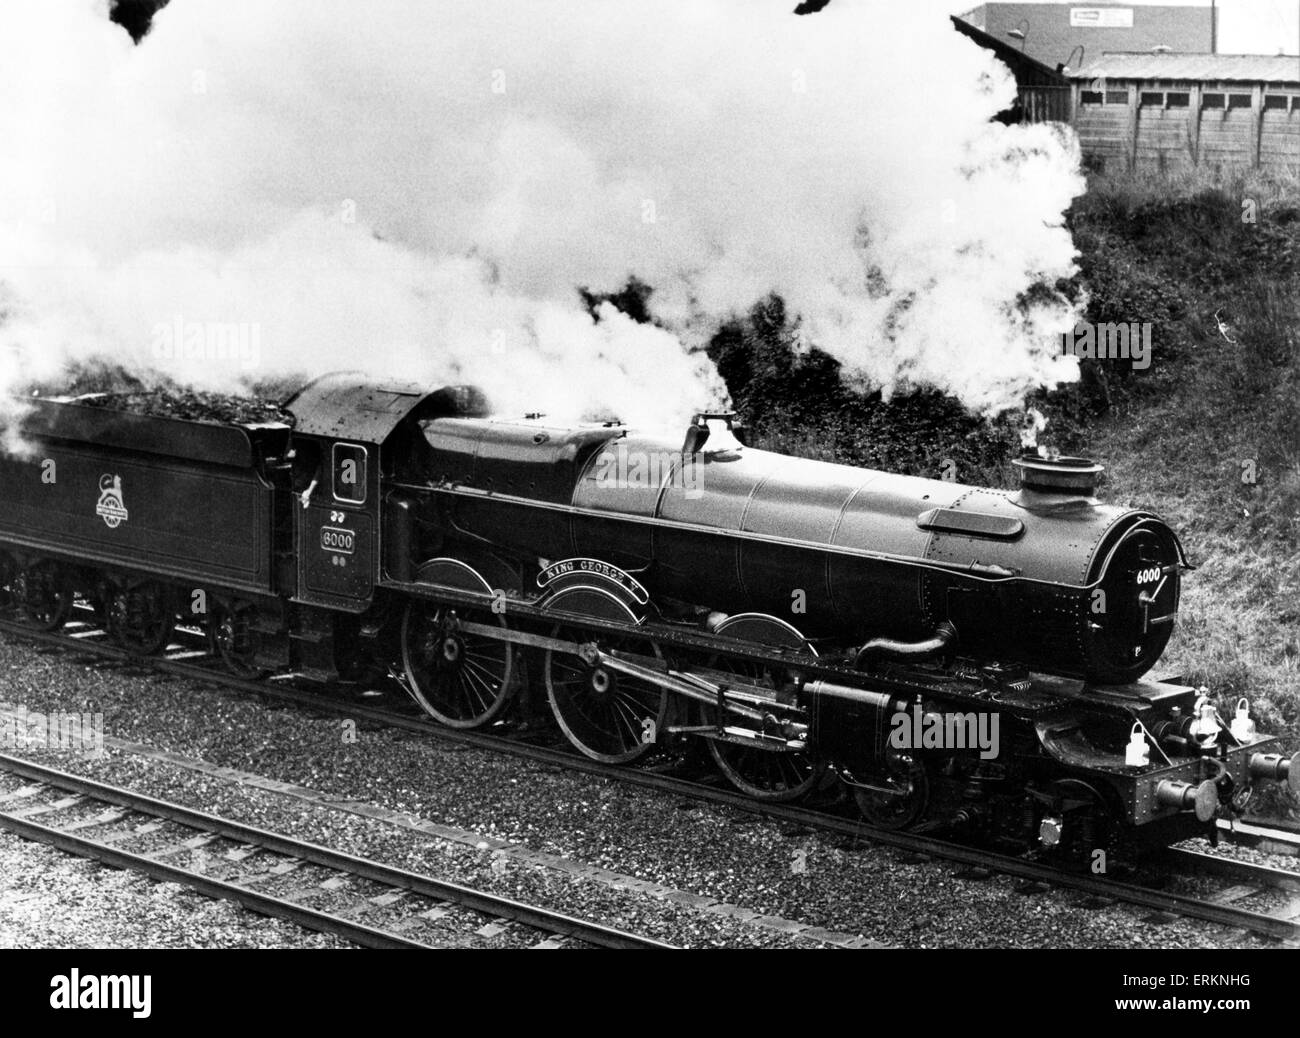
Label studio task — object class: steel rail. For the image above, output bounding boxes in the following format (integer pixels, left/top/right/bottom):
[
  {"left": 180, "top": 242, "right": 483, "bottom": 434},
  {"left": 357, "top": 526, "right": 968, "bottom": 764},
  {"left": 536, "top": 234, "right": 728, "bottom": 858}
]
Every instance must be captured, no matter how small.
[
  {"left": 1163, "top": 846, "right": 1300, "bottom": 895},
  {"left": 0, "top": 751, "right": 677, "bottom": 950},
  {"left": 1, "top": 615, "right": 1297, "bottom": 943},
  {"left": 0, "top": 806, "right": 432, "bottom": 950}
]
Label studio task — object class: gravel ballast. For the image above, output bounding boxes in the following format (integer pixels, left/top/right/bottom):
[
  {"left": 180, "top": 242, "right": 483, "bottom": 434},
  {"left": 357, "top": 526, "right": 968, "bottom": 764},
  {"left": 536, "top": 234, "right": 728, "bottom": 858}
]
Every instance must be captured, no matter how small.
[
  {"left": 0, "top": 630, "right": 1294, "bottom": 949},
  {"left": 0, "top": 827, "right": 347, "bottom": 949}
]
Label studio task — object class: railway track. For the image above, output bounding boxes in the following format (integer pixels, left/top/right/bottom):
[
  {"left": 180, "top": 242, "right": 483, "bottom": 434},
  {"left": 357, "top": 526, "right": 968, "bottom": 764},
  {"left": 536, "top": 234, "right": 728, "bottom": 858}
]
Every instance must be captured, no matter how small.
[
  {"left": 0, "top": 750, "right": 676, "bottom": 950},
  {"left": 2, "top": 610, "right": 1299, "bottom": 945},
  {"left": 1162, "top": 846, "right": 1300, "bottom": 924}
]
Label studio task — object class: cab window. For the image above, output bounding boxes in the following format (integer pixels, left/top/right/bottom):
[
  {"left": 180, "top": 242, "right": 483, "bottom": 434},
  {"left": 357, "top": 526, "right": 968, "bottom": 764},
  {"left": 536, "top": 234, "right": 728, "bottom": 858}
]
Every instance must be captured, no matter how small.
[{"left": 332, "top": 443, "right": 367, "bottom": 504}]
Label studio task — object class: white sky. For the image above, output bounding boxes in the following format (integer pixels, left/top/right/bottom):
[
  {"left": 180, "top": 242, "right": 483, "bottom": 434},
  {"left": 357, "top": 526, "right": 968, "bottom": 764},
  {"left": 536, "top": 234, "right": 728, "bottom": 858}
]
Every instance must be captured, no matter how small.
[
  {"left": 953, "top": 0, "right": 1300, "bottom": 55},
  {"left": 1216, "top": 0, "right": 1299, "bottom": 52}
]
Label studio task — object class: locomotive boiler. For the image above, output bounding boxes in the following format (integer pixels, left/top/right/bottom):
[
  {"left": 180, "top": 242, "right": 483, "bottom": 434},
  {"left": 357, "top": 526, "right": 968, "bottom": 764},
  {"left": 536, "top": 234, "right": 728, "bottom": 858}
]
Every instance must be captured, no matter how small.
[
  {"left": 0, "top": 374, "right": 1294, "bottom": 856},
  {"left": 415, "top": 412, "right": 1185, "bottom": 686}
]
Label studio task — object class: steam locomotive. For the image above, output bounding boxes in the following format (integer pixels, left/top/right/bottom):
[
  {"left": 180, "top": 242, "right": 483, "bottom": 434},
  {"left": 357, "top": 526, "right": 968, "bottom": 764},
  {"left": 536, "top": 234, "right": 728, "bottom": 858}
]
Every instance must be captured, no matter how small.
[{"left": 0, "top": 374, "right": 1294, "bottom": 854}]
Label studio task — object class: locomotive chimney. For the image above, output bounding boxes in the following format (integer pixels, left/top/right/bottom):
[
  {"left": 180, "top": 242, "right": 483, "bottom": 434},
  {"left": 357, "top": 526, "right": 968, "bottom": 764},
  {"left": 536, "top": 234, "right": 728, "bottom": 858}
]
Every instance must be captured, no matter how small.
[
  {"left": 1012, "top": 454, "right": 1102, "bottom": 495},
  {"left": 1010, "top": 453, "right": 1103, "bottom": 510}
]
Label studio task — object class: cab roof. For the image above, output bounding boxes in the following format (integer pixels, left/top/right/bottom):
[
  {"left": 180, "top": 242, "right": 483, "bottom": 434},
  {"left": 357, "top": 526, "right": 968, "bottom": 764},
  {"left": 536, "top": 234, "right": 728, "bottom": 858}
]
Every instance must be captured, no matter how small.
[{"left": 283, "top": 373, "right": 487, "bottom": 442}]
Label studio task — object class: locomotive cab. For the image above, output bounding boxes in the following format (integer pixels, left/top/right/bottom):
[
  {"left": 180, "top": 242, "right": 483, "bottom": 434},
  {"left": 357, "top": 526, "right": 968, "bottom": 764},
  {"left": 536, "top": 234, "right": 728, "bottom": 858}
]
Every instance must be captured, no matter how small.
[{"left": 282, "top": 376, "right": 496, "bottom": 613}]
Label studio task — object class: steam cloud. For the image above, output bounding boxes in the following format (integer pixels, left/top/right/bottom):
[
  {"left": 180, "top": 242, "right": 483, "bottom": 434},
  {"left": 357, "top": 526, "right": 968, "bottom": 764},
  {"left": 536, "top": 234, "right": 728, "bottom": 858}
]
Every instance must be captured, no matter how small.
[{"left": 0, "top": 0, "right": 1085, "bottom": 436}]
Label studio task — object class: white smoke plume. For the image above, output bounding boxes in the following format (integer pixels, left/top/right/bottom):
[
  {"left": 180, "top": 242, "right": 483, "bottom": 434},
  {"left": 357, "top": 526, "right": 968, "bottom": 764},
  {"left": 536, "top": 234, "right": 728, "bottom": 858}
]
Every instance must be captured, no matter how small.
[{"left": 0, "top": 0, "right": 1085, "bottom": 437}]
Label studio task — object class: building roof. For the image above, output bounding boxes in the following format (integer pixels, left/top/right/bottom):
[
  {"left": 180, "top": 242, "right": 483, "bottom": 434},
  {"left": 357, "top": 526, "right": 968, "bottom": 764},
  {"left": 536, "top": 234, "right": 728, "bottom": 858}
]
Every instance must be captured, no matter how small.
[
  {"left": 958, "top": 3, "right": 1215, "bottom": 71},
  {"left": 950, "top": 15, "right": 1069, "bottom": 87},
  {"left": 1071, "top": 52, "right": 1300, "bottom": 84}
]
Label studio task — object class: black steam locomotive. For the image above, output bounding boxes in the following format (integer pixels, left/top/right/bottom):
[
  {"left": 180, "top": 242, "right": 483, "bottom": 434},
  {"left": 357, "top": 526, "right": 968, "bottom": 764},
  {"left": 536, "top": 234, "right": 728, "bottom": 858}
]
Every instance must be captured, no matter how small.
[{"left": 1, "top": 374, "right": 1294, "bottom": 853}]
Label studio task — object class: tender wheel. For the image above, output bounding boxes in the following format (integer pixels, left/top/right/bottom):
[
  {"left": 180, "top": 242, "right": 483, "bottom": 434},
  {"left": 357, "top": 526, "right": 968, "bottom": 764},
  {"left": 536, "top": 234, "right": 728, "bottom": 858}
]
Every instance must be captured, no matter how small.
[
  {"left": 14, "top": 561, "right": 74, "bottom": 631},
  {"left": 703, "top": 614, "right": 825, "bottom": 801},
  {"left": 853, "top": 748, "right": 930, "bottom": 830},
  {"left": 0, "top": 552, "right": 17, "bottom": 615},
  {"left": 107, "top": 581, "right": 176, "bottom": 655},
  {"left": 402, "top": 603, "right": 515, "bottom": 728},
  {"left": 210, "top": 602, "right": 266, "bottom": 679},
  {"left": 543, "top": 587, "right": 667, "bottom": 764}
]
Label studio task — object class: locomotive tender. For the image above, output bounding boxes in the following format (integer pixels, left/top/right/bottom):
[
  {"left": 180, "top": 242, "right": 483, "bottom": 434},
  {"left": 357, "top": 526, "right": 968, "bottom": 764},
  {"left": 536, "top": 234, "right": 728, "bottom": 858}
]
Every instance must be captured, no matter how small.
[{"left": 1, "top": 374, "right": 1294, "bottom": 852}]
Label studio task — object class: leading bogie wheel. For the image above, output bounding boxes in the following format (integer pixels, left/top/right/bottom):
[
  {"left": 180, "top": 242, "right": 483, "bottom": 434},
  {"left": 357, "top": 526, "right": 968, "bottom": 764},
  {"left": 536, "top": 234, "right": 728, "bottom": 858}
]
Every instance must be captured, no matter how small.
[
  {"left": 702, "top": 613, "right": 825, "bottom": 801},
  {"left": 543, "top": 587, "right": 667, "bottom": 764},
  {"left": 853, "top": 748, "right": 930, "bottom": 830}
]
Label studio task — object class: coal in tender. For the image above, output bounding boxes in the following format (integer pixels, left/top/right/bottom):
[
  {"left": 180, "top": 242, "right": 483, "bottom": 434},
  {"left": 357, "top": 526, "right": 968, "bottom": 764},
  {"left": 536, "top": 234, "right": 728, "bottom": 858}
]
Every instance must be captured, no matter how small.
[
  {"left": 31, "top": 365, "right": 300, "bottom": 427},
  {"left": 70, "top": 388, "right": 295, "bottom": 427}
]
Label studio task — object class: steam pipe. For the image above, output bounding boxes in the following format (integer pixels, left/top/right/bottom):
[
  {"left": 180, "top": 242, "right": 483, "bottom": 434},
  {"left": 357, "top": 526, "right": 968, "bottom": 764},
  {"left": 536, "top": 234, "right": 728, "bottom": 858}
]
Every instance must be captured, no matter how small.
[{"left": 854, "top": 622, "right": 958, "bottom": 671}]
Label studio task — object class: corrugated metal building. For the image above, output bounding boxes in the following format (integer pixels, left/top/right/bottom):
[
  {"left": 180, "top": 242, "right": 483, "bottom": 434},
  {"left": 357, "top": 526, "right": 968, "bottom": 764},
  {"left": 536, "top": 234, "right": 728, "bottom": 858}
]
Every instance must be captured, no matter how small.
[
  {"left": 1069, "top": 54, "right": 1300, "bottom": 173},
  {"left": 957, "top": 2, "right": 1216, "bottom": 71}
]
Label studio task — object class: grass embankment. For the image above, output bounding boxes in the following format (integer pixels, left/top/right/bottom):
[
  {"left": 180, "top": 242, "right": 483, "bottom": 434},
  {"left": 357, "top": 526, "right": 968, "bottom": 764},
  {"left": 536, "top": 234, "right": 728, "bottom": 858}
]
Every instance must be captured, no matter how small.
[
  {"left": 1063, "top": 172, "right": 1300, "bottom": 819},
  {"left": 707, "top": 169, "right": 1300, "bottom": 819}
]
